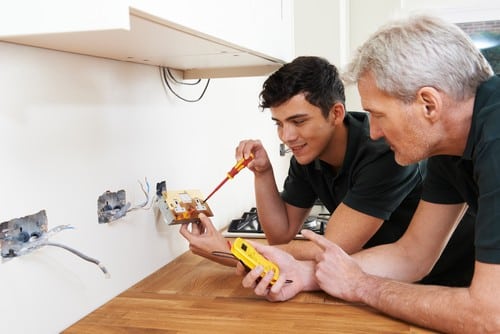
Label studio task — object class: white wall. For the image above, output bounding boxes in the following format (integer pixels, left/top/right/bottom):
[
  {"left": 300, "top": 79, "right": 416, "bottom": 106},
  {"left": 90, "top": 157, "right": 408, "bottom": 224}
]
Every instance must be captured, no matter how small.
[
  {"left": 0, "top": 41, "right": 289, "bottom": 334},
  {"left": 342, "top": 0, "right": 500, "bottom": 111},
  {"left": 344, "top": 0, "right": 403, "bottom": 111},
  {"left": 402, "top": 0, "right": 500, "bottom": 23},
  {"left": 293, "top": 0, "right": 348, "bottom": 66}
]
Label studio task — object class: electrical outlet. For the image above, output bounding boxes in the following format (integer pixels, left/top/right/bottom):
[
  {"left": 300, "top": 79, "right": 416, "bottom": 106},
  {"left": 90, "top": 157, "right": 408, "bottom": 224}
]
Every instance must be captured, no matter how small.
[
  {"left": 0, "top": 210, "right": 48, "bottom": 258},
  {"left": 156, "top": 188, "right": 213, "bottom": 225},
  {"left": 97, "top": 190, "right": 129, "bottom": 223},
  {"left": 279, "top": 143, "right": 291, "bottom": 156}
]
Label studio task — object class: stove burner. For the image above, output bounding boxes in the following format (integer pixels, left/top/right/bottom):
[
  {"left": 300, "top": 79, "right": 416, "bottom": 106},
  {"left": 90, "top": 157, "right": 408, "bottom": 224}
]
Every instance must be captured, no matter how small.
[
  {"left": 227, "top": 207, "right": 326, "bottom": 236},
  {"left": 303, "top": 217, "right": 320, "bottom": 229},
  {"left": 228, "top": 208, "right": 262, "bottom": 233}
]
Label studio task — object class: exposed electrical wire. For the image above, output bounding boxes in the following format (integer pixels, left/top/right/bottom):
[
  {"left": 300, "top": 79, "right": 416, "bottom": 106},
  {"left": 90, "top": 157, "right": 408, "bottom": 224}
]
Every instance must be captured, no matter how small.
[
  {"left": 44, "top": 242, "right": 109, "bottom": 277},
  {"left": 127, "top": 177, "right": 152, "bottom": 212},
  {"left": 5, "top": 224, "right": 110, "bottom": 277},
  {"left": 160, "top": 66, "right": 210, "bottom": 102}
]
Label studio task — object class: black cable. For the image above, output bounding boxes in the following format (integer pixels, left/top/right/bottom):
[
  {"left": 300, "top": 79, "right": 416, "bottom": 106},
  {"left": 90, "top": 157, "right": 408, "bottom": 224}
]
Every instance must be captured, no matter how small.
[
  {"left": 211, "top": 250, "right": 237, "bottom": 260},
  {"left": 165, "top": 68, "right": 201, "bottom": 85},
  {"left": 160, "top": 67, "right": 210, "bottom": 102}
]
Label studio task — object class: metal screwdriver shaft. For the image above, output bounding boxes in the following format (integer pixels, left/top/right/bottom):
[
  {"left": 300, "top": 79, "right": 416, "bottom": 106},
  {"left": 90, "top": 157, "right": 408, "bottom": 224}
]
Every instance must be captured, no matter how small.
[{"left": 203, "top": 154, "right": 254, "bottom": 202}]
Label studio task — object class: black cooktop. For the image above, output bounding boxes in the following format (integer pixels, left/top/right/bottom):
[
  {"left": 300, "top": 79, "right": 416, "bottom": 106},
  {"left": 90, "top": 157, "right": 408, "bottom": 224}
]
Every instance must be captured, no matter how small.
[{"left": 227, "top": 207, "right": 327, "bottom": 236}]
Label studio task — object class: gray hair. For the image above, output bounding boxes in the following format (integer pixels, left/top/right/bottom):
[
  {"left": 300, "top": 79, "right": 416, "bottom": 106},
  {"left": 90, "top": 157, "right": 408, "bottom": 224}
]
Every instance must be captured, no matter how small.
[{"left": 342, "top": 15, "right": 494, "bottom": 103}]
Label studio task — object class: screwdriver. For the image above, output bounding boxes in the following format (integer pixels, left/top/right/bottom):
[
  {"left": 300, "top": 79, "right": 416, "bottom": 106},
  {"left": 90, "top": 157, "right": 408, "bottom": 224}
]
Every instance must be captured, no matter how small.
[{"left": 203, "top": 153, "right": 254, "bottom": 202}]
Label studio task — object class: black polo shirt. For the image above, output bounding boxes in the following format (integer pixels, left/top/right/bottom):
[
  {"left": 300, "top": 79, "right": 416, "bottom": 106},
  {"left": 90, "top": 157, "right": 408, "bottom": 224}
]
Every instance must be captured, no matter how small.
[
  {"left": 281, "top": 112, "right": 422, "bottom": 246},
  {"left": 422, "top": 75, "right": 500, "bottom": 264}
]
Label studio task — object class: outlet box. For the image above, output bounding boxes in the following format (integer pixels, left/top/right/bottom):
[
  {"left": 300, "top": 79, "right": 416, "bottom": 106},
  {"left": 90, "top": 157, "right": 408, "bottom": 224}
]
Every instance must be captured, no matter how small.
[
  {"left": 279, "top": 143, "right": 291, "bottom": 156},
  {"left": 0, "top": 210, "right": 48, "bottom": 257},
  {"left": 97, "top": 190, "right": 128, "bottom": 223}
]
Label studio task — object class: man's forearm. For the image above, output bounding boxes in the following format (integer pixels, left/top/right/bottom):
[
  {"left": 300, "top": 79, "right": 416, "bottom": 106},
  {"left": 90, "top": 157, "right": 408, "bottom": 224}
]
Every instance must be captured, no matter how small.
[
  {"left": 353, "top": 242, "right": 434, "bottom": 283},
  {"left": 277, "top": 240, "right": 322, "bottom": 260},
  {"left": 254, "top": 170, "right": 292, "bottom": 242},
  {"left": 357, "top": 276, "right": 483, "bottom": 333}
]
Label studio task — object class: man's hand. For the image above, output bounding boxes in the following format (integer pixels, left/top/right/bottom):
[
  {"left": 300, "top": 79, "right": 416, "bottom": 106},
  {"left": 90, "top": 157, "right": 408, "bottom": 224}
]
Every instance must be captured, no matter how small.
[
  {"left": 235, "top": 139, "right": 272, "bottom": 175},
  {"left": 179, "top": 213, "right": 237, "bottom": 266},
  {"left": 238, "top": 240, "right": 317, "bottom": 301},
  {"left": 302, "top": 229, "right": 366, "bottom": 302}
]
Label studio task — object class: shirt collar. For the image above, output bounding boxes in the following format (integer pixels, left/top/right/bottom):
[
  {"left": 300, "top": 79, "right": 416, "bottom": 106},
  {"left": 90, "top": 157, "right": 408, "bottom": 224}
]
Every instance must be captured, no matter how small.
[{"left": 463, "top": 75, "right": 500, "bottom": 160}]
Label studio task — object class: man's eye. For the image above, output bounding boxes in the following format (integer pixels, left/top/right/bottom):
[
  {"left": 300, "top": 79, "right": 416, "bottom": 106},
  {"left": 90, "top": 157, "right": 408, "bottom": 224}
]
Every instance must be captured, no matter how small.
[{"left": 293, "top": 119, "right": 305, "bottom": 125}]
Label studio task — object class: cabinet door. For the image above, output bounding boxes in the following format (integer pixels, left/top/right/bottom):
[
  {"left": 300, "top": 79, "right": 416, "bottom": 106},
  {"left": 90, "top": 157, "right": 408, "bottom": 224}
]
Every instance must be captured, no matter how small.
[
  {"left": 0, "top": 0, "right": 129, "bottom": 35},
  {"left": 0, "top": 0, "right": 293, "bottom": 78},
  {"left": 129, "top": 0, "right": 294, "bottom": 62}
]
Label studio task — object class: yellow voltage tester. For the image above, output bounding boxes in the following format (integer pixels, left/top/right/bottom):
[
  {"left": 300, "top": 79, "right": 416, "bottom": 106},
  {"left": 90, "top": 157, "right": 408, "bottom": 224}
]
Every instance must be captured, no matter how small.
[{"left": 231, "top": 237, "right": 280, "bottom": 285}]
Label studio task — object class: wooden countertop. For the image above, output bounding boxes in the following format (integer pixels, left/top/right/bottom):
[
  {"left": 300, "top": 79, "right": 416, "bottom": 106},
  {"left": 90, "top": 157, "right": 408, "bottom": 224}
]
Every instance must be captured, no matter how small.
[{"left": 63, "top": 242, "right": 437, "bottom": 333}]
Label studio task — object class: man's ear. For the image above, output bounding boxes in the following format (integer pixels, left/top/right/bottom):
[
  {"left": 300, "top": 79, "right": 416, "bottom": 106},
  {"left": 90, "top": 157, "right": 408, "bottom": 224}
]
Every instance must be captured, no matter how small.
[
  {"left": 330, "top": 102, "right": 346, "bottom": 125},
  {"left": 417, "top": 87, "right": 442, "bottom": 122}
]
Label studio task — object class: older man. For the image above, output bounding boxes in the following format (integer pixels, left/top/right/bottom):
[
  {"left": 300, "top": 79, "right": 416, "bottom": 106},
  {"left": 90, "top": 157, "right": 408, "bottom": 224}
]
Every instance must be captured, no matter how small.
[{"left": 241, "top": 15, "right": 500, "bottom": 333}]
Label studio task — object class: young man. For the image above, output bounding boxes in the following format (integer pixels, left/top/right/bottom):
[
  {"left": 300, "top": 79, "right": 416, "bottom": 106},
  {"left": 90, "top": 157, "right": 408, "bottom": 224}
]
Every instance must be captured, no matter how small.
[
  {"left": 181, "top": 56, "right": 474, "bottom": 287},
  {"left": 240, "top": 16, "right": 499, "bottom": 333}
]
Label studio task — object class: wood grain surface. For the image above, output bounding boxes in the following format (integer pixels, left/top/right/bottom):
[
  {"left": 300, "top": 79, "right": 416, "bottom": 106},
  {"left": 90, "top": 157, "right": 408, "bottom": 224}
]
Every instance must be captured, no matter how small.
[{"left": 63, "top": 243, "right": 438, "bottom": 333}]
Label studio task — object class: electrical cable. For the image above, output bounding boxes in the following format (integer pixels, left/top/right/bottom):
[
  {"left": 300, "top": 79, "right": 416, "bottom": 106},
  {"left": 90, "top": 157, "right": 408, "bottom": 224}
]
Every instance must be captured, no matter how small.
[
  {"left": 165, "top": 68, "right": 201, "bottom": 85},
  {"left": 44, "top": 242, "right": 110, "bottom": 277},
  {"left": 160, "top": 66, "right": 210, "bottom": 102},
  {"left": 5, "top": 224, "right": 110, "bottom": 277},
  {"left": 211, "top": 250, "right": 237, "bottom": 260},
  {"left": 128, "top": 177, "right": 152, "bottom": 212}
]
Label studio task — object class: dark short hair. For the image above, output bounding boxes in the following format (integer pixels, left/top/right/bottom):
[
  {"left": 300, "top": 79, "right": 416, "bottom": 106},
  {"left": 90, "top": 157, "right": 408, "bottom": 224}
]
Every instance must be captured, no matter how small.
[{"left": 259, "top": 56, "right": 345, "bottom": 118}]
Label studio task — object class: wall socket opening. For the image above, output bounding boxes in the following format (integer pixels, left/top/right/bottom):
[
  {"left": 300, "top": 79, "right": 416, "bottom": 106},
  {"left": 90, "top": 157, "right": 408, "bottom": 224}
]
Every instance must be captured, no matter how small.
[
  {"left": 279, "top": 143, "right": 291, "bottom": 156},
  {"left": 0, "top": 210, "right": 48, "bottom": 258},
  {"left": 97, "top": 190, "right": 129, "bottom": 223},
  {"left": 0, "top": 210, "right": 110, "bottom": 276}
]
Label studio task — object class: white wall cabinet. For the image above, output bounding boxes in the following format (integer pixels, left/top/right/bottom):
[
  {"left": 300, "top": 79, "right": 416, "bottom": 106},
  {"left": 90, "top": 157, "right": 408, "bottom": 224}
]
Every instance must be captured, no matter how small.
[{"left": 0, "top": 0, "right": 294, "bottom": 78}]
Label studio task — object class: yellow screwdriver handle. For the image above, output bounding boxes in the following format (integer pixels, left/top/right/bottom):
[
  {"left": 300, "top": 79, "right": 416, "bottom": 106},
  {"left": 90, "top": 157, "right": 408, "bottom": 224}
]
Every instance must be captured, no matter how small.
[{"left": 227, "top": 153, "right": 254, "bottom": 179}]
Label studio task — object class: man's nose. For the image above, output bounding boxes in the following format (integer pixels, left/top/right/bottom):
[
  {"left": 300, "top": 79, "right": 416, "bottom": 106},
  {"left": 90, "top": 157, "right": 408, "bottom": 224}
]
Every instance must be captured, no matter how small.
[
  {"left": 369, "top": 118, "right": 384, "bottom": 140},
  {"left": 280, "top": 124, "right": 297, "bottom": 142}
]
